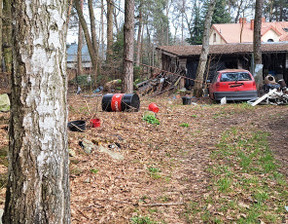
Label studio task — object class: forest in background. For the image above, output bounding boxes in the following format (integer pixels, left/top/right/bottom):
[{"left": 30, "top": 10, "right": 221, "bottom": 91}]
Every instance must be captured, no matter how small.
[{"left": 65, "top": 0, "right": 288, "bottom": 88}]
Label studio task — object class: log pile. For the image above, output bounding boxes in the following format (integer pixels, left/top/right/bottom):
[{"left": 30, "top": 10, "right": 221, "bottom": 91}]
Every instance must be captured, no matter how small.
[{"left": 135, "top": 71, "right": 182, "bottom": 96}]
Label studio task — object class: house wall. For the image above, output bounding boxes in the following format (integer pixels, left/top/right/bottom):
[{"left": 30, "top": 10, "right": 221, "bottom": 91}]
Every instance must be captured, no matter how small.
[
  {"left": 262, "top": 30, "right": 280, "bottom": 42},
  {"left": 209, "top": 29, "right": 226, "bottom": 45}
]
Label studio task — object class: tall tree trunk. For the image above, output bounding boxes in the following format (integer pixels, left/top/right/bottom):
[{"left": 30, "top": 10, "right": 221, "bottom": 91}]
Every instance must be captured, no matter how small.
[
  {"left": 106, "top": 0, "right": 114, "bottom": 63},
  {"left": 88, "top": 0, "right": 98, "bottom": 53},
  {"left": 67, "top": 0, "right": 74, "bottom": 26},
  {"left": 88, "top": 0, "right": 99, "bottom": 82},
  {"left": 135, "top": 4, "right": 143, "bottom": 67},
  {"left": 123, "top": 0, "right": 135, "bottom": 93},
  {"left": 113, "top": 8, "right": 120, "bottom": 34},
  {"left": 193, "top": 0, "right": 217, "bottom": 97},
  {"left": 3, "top": 0, "right": 70, "bottom": 223},
  {"left": 77, "top": 0, "right": 83, "bottom": 77},
  {"left": 101, "top": 0, "right": 105, "bottom": 59},
  {"left": 253, "top": 0, "right": 264, "bottom": 90},
  {"left": 3, "top": 0, "right": 12, "bottom": 73},
  {"left": 74, "top": 0, "right": 97, "bottom": 72}
]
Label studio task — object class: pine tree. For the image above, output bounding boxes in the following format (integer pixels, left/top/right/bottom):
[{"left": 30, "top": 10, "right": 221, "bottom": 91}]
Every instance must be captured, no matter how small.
[
  {"left": 211, "top": 0, "right": 232, "bottom": 24},
  {"left": 186, "top": 1, "right": 203, "bottom": 45},
  {"left": 187, "top": 0, "right": 231, "bottom": 45}
]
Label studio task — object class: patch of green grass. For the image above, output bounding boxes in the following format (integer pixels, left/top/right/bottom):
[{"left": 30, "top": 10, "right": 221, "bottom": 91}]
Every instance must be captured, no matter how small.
[
  {"left": 179, "top": 122, "right": 189, "bottom": 127},
  {"left": 197, "top": 128, "right": 288, "bottom": 223},
  {"left": 216, "top": 177, "right": 231, "bottom": 193},
  {"left": 130, "top": 216, "right": 157, "bottom": 224},
  {"left": 147, "top": 167, "right": 161, "bottom": 179},
  {"left": 90, "top": 168, "right": 99, "bottom": 174}
]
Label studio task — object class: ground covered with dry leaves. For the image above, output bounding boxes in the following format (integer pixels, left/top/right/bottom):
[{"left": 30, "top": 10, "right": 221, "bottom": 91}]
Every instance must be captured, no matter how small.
[{"left": 0, "top": 94, "right": 288, "bottom": 223}]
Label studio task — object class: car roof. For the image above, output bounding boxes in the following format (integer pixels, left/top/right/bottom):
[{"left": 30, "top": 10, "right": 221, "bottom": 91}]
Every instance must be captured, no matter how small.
[{"left": 218, "top": 69, "right": 250, "bottom": 73}]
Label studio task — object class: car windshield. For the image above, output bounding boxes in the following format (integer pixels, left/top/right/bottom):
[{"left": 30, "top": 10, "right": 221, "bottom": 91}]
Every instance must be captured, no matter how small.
[{"left": 220, "top": 72, "right": 252, "bottom": 82}]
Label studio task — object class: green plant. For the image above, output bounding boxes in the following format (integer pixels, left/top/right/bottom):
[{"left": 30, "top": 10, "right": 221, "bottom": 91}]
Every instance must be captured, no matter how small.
[
  {"left": 90, "top": 168, "right": 99, "bottom": 174},
  {"left": 179, "top": 123, "right": 189, "bottom": 127},
  {"left": 131, "top": 216, "right": 156, "bottom": 224},
  {"left": 143, "top": 115, "right": 160, "bottom": 125},
  {"left": 148, "top": 167, "right": 161, "bottom": 179}
]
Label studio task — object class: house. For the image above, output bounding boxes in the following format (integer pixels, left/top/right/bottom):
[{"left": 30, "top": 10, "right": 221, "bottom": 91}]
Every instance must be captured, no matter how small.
[
  {"left": 156, "top": 42, "right": 288, "bottom": 89},
  {"left": 67, "top": 43, "right": 92, "bottom": 70},
  {"left": 209, "top": 18, "right": 288, "bottom": 45}
]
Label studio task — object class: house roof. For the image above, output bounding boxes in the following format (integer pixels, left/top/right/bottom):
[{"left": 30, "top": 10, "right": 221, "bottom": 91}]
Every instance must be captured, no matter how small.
[
  {"left": 156, "top": 42, "right": 288, "bottom": 57},
  {"left": 67, "top": 43, "right": 91, "bottom": 63},
  {"left": 212, "top": 21, "right": 288, "bottom": 43}
]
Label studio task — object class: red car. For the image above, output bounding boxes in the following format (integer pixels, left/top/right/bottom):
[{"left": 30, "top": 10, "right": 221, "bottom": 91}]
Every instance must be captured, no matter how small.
[{"left": 208, "top": 69, "right": 257, "bottom": 101}]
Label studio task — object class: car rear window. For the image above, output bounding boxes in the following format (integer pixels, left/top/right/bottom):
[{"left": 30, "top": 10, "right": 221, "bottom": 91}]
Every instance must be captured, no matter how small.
[{"left": 220, "top": 72, "right": 252, "bottom": 82}]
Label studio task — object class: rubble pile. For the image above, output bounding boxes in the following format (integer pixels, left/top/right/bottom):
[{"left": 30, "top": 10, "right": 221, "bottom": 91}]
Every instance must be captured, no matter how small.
[
  {"left": 249, "top": 77, "right": 288, "bottom": 106},
  {"left": 136, "top": 71, "right": 182, "bottom": 96}
]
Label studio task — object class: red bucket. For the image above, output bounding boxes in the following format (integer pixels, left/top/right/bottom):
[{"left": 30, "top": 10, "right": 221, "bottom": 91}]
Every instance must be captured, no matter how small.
[
  {"left": 90, "top": 118, "right": 101, "bottom": 128},
  {"left": 148, "top": 103, "right": 159, "bottom": 113}
]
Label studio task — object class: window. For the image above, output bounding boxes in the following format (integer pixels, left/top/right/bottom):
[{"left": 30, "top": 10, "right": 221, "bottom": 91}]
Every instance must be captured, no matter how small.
[
  {"left": 267, "top": 39, "right": 274, "bottom": 42},
  {"left": 220, "top": 72, "right": 252, "bottom": 82},
  {"left": 283, "top": 28, "right": 288, "bottom": 32},
  {"left": 213, "top": 33, "right": 217, "bottom": 42}
]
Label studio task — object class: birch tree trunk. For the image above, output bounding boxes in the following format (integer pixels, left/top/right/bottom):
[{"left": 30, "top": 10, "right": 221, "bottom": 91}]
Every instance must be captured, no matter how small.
[
  {"left": 123, "top": 0, "right": 135, "bottom": 93},
  {"left": 3, "top": 0, "right": 70, "bottom": 223},
  {"left": 193, "top": 0, "right": 216, "bottom": 97}
]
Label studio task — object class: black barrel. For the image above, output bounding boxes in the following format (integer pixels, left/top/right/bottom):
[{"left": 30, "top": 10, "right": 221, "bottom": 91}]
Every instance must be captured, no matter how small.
[{"left": 102, "top": 93, "right": 140, "bottom": 112}]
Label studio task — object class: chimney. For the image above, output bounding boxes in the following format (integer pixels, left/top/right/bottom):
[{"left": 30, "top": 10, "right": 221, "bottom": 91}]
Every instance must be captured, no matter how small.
[
  {"left": 251, "top": 19, "right": 254, "bottom": 30},
  {"left": 239, "top": 17, "right": 247, "bottom": 24},
  {"left": 262, "top": 17, "right": 266, "bottom": 23}
]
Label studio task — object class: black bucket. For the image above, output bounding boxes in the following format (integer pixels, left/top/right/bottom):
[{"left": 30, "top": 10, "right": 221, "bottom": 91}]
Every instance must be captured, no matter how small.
[
  {"left": 68, "top": 120, "right": 86, "bottom": 132},
  {"left": 102, "top": 93, "right": 140, "bottom": 112},
  {"left": 182, "top": 96, "right": 192, "bottom": 105}
]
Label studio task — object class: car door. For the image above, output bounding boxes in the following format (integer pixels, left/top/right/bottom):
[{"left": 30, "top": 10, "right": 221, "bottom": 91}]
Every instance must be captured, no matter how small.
[{"left": 209, "top": 72, "right": 220, "bottom": 99}]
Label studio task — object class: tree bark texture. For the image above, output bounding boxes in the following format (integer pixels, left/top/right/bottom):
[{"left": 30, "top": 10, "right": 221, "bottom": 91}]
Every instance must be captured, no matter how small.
[
  {"left": 254, "top": 0, "right": 263, "bottom": 65},
  {"left": 3, "top": 1, "right": 70, "bottom": 223},
  {"left": 106, "top": 0, "right": 114, "bottom": 63},
  {"left": 254, "top": 0, "right": 264, "bottom": 90},
  {"left": 193, "top": 0, "right": 216, "bottom": 97},
  {"left": 123, "top": 0, "right": 135, "bottom": 93},
  {"left": 3, "top": 0, "right": 12, "bottom": 73}
]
